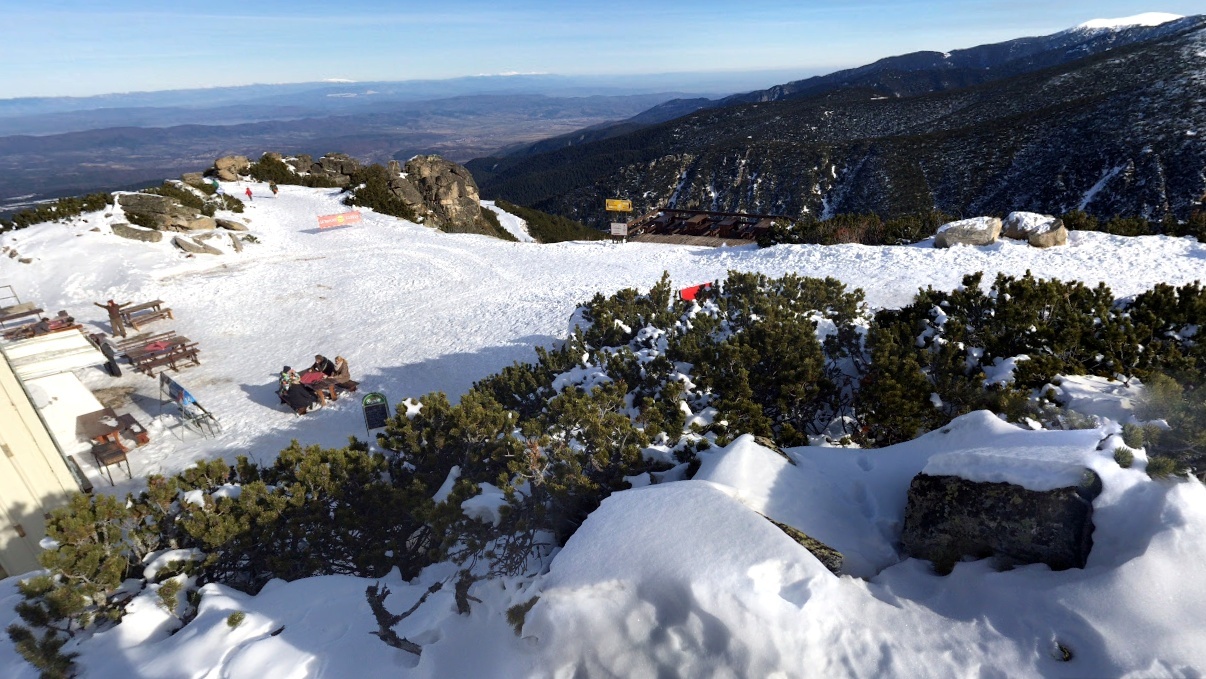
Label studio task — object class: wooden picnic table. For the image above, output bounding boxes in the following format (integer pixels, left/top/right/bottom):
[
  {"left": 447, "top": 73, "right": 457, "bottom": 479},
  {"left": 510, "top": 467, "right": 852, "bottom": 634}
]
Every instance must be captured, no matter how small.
[
  {"left": 132, "top": 340, "right": 201, "bottom": 377},
  {"left": 126, "top": 335, "right": 190, "bottom": 363},
  {"left": 0, "top": 304, "right": 44, "bottom": 328},
  {"left": 120, "top": 300, "right": 173, "bottom": 331},
  {"left": 115, "top": 330, "right": 178, "bottom": 354},
  {"left": 77, "top": 407, "right": 126, "bottom": 451}
]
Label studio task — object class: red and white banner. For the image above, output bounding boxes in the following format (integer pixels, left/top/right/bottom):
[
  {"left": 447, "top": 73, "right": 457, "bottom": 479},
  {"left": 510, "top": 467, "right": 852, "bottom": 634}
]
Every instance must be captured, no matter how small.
[{"left": 317, "top": 211, "right": 363, "bottom": 229}]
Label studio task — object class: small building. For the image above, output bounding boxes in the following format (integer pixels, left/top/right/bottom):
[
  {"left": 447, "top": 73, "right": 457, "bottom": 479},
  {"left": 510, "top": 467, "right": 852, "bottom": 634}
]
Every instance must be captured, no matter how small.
[{"left": 0, "top": 330, "right": 101, "bottom": 577}]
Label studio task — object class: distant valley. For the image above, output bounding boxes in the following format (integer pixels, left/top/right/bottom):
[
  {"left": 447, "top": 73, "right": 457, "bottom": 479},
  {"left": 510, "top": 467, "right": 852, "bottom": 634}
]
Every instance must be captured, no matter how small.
[{"left": 0, "top": 90, "right": 710, "bottom": 212}]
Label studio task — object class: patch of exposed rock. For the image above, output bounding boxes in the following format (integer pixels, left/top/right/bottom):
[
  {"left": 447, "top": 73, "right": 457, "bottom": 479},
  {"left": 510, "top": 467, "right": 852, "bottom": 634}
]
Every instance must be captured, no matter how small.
[
  {"left": 117, "top": 194, "right": 199, "bottom": 231},
  {"left": 400, "top": 155, "right": 489, "bottom": 234},
  {"left": 111, "top": 223, "right": 163, "bottom": 243},
  {"left": 215, "top": 218, "right": 248, "bottom": 232},
  {"left": 206, "top": 151, "right": 494, "bottom": 236},
  {"left": 766, "top": 516, "right": 843, "bottom": 575},
  {"left": 900, "top": 470, "right": 1100, "bottom": 573},
  {"left": 214, "top": 155, "right": 250, "bottom": 181},
  {"left": 172, "top": 235, "right": 222, "bottom": 256}
]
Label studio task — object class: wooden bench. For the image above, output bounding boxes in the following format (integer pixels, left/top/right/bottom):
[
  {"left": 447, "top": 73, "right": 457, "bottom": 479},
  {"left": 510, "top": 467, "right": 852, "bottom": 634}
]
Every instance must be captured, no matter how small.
[
  {"left": 91, "top": 440, "right": 131, "bottom": 485},
  {"left": 120, "top": 300, "right": 173, "bottom": 331},
  {"left": 134, "top": 343, "right": 200, "bottom": 376},
  {"left": 115, "top": 413, "right": 150, "bottom": 446},
  {"left": 0, "top": 305, "right": 44, "bottom": 329}
]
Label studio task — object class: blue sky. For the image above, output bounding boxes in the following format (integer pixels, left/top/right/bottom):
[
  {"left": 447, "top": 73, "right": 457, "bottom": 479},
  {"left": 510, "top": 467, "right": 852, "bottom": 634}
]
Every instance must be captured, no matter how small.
[{"left": 1, "top": 1, "right": 1201, "bottom": 98}]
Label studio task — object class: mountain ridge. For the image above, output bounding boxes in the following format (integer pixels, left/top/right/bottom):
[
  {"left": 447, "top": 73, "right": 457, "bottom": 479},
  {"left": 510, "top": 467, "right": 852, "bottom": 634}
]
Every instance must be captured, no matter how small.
[{"left": 470, "top": 16, "right": 1206, "bottom": 226}]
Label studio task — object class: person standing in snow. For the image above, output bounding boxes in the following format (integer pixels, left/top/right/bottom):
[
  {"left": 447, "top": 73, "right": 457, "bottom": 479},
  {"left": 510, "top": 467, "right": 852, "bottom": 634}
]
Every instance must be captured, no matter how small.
[
  {"left": 93, "top": 299, "right": 130, "bottom": 338},
  {"left": 245, "top": 187, "right": 253, "bottom": 201},
  {"left": 269, "top": 181, "right": 279, "bottom": 197}
]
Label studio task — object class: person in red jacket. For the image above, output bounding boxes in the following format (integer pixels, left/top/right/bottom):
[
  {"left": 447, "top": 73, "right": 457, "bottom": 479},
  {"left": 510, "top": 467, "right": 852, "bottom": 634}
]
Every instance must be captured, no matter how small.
[{"left": 245, "top": 187, "right": 253, "bottom": 201}]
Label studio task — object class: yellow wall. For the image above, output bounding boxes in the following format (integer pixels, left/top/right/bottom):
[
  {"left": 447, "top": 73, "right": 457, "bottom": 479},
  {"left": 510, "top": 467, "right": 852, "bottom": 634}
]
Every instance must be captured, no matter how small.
[{"left": 0, "top": 353, "right": 80, "bottom": 576}]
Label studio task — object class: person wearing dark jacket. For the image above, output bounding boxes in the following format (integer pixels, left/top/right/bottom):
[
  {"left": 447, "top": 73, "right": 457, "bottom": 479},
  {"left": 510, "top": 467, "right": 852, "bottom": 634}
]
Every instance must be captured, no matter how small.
[
  {"left": 279, "top": 366, "right": 319, "bottom": 414},
  {"left": 94, "top": 299, "right": 130, "bottom": 338},
  {"left": 303, "top": 355, "right": 338, "bottom": 401}
]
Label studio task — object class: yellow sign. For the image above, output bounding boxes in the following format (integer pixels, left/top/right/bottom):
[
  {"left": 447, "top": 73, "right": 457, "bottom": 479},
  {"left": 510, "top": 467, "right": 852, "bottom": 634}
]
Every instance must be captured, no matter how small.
[{"left": 605, "top": 199, "right": 633, "bottom": 212}]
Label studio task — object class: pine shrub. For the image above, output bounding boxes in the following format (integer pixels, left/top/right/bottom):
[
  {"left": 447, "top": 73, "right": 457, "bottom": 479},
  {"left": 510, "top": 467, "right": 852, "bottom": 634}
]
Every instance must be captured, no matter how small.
[
  {"left": 1113, "top": 446, "right": 1134, "bottom": 468},
  {"left": 1, "top": 193, "right": 114, "bottom": 233}
]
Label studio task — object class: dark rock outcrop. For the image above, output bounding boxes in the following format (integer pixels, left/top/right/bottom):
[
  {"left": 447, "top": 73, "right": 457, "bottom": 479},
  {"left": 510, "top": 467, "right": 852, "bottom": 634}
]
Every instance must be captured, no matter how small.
[
  {"left": 403, "top": 155, "right": 486, "bottom": 234},
  {"left": 900, "top": 470, "right": 1101, "bottom": 572},
  {"left": 117, "top": 193, "right": 197, "bottom": 231}
]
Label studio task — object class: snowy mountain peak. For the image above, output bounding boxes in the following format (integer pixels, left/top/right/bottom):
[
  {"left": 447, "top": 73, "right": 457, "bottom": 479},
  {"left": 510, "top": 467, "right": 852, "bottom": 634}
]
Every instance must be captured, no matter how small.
[{"left": 1073, "top": 12, "right": 1183, "bottom": 31}]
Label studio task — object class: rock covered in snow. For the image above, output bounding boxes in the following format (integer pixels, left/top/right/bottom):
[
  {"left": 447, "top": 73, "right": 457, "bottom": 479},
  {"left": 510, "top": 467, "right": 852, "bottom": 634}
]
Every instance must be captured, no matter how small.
[
  {"left": 900, "top": 469, "right": 1100, "bottom": 572},
  {"left": 934, "top": 217, "right": 1002, "bottom": 248},
  {"left": 172, "top": 234, "right": 222, "bottom": 255},
  {"left": 1002, "top": 211, "right": 1068, "bottom": 248}
]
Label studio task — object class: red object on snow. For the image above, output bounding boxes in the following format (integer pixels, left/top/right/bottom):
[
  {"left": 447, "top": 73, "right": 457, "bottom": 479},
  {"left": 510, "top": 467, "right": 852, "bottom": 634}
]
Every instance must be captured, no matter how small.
[
  {"left": 679, "top": 283, "right": 712, "bottom": 301},
  {"left": 245, "top": 188, "right": 253, "bottom": 199}
]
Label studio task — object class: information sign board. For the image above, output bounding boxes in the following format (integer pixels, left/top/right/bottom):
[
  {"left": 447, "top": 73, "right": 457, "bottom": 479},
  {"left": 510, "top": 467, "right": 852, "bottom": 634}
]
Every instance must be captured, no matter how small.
[
  {"left": 610, "top": 222, "right": 628, "bottom": 237},
  {"left": 362, "top": 392, "right": 390, "bottom": 433}
]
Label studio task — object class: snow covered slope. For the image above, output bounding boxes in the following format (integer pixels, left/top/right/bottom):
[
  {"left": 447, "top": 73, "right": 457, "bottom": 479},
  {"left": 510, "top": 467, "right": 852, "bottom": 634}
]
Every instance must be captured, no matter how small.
[
  {"left": 1, "top": 182, "right": 1202, "bottom": 489},
  {"left": 1, "top": 183, "right": 1204, "bottom": 678}
]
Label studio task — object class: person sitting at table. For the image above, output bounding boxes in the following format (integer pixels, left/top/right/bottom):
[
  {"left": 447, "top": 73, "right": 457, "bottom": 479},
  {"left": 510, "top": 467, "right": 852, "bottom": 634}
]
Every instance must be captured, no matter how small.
[
  {"left": 302, "top": 354, "right": 339, "bottom": 401},
  {"left": 331, "top": 356, "right": 352, "bottom": 386},
  {"left": 279, "top": 366, "right": 320, "bottom": 414},
  {"left": 305, "top": 354, "right": 336, "bottom": 377}
]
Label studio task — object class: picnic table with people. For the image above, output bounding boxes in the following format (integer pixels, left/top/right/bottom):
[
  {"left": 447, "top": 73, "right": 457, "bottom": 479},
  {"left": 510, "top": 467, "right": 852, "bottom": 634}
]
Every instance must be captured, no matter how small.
[
  {"left": 278, "top": 354, "right": 358, "bottom": 415},
  {"left": 1, "top": 311, "right": 80, "bottom": 341}
]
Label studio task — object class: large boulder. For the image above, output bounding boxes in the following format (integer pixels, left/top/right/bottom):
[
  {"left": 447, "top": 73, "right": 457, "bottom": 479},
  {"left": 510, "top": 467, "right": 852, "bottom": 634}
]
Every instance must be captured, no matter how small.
[
  {"left": 215, "top": 218, "right": 248, "bottom": 232},
  {"left": 934, "top": 216, "right": 1002, "bottom": 248},
  {"left": 184, "top": 216, "right": 217, "bottom": 232},
  {"left": 110, "top": 222, "right": 163, "bottom": 243},
  {"left": 403, "top": 155, "right": 488, "bottom": 234},
  {"left": 117, "top": 193, "right": 197, "bottom": 231},
  {"left": 180, "top": 172, "right": 207, "bottom": 187},
  {"left": 317, "top": 152, "right": 360, "bottom": 176},
  {"left": 900, "top": 470, "right": 1100, "bottom": 572},
  {"left": 214, "top": 155, "right": 250, "bottom": 181},
  {"left": 1002, "top": 211, "right": 1068, "bottom": 248},
  {"left": 286, "top": 154, "right": 313, "bottom": 174},
  {"left": 172, "top": 235, "right": 223, "bottom": 256}
]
